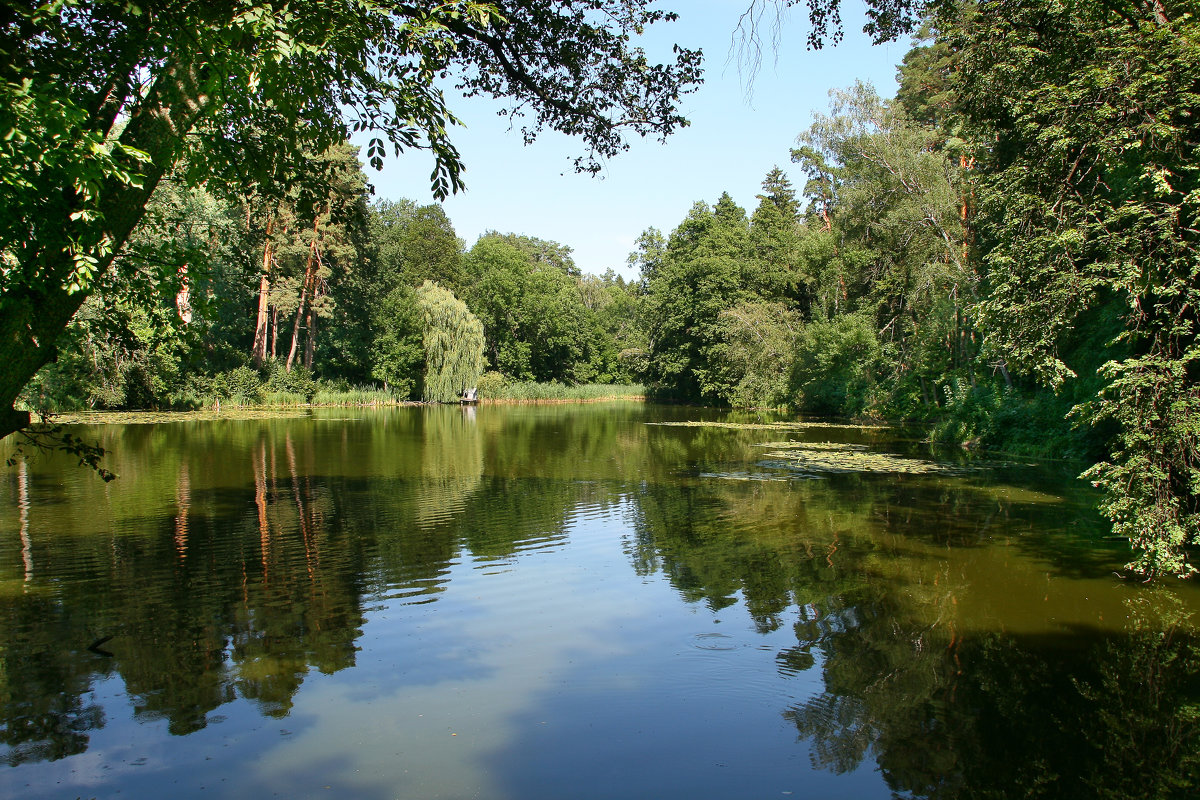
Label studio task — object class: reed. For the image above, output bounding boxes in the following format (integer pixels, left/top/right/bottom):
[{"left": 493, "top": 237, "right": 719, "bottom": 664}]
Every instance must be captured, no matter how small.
[
  {"left": 480, "top": 382, "right": 645, "bottom": 403},
  {"left": 310, "top": 385, "right": 401, "bottom": 406}
]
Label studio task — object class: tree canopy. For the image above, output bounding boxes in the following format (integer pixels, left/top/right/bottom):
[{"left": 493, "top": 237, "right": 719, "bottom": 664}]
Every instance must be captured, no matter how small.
[{"left": 417, "top": 280, "right": 484, "bottom": 403}]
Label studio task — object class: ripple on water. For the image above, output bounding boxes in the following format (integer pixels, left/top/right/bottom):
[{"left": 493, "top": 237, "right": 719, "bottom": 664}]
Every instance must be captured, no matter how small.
[
  {"left": 382, "top": 579, "right": 451, "bottom": 605},
  {"left": 692, "top": 633, "right": 738, "bottom": 651}
]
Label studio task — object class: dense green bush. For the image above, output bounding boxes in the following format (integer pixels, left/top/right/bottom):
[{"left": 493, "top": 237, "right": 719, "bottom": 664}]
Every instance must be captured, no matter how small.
[
  {"left": 265, "top": 361, "right": 316, "bottom": 401},
  {"left": 789, "top": 314, "right": 883, "bottom": 417},
  {"left": 475, "top": 371, "right": 509, "bottom": 398},
  {"left": 207, "top": 366, "right": 264, "bottom": 405}
]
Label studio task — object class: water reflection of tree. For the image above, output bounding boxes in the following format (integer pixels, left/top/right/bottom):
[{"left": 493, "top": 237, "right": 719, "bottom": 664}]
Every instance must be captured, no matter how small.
[
  {"left": 0, "top": 426, "right": 371, "bottom": 757},
  {"left": 628, "top": 474, "right": 1200, "bottom": 799},
  {"left": 787, "top": 612, "right": 1200, "bottom": 799},
  {"left": 5, "top": 406, "right": 1198, "bottom": 793},
  {"left": 0, "top": 594, "right": 107, "bottom": 765},
  {"left": 0, "top": 405, "right": 650, "bottom": 763}
]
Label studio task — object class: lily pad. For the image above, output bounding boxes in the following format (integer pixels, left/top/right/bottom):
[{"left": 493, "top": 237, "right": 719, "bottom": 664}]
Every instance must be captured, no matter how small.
[{"left": 697, "top": 470, "right": 815, "bottom": 482}]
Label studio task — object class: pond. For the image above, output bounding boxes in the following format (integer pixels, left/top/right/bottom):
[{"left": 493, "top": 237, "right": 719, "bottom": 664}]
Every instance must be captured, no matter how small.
[{"left": 1, "top": 403, "right": 1198, "bottom": 799}]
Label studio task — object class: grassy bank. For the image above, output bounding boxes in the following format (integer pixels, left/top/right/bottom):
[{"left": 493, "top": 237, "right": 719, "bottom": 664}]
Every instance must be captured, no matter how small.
[{"left": 23, "top": 381, "right": 646, "bottom": 420}]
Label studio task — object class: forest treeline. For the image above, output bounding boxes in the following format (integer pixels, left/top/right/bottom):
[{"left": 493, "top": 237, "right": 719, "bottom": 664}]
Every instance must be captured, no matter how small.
[
  {"left": 16, "top": 53, "right": 1087, "bottom": 449},
  {"left": 20, "top": 134, "right": 650, "bottom": 408},
  {"left": 10, "top": 1, "right": 1199, "bottom": 576}
]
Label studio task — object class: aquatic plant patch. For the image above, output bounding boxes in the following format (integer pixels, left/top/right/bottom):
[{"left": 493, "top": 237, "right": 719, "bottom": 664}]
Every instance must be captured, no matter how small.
[
  {"left": 755, "top": 441, "right": 980, "bottom": 476},
  {"left": 50, "top": 409, "right": 313, "bottom": 425},
  {"left": 646, "top": 420, "right": 889, "bottom": 432}
]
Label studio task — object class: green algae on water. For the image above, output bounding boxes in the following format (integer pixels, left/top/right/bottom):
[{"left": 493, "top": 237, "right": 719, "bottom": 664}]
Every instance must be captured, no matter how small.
[
  {"left": 755, "top": 440, "right": 979, "bottom": 476},
  {"left": 646, "top": 420, "right": 888, "bottom": 432},
  {"left": 50, "top": 409, "right": 313, "bottom": 425}
]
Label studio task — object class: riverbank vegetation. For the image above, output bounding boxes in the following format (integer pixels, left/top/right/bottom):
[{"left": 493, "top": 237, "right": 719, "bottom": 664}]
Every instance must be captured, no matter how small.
[
  {"left": 634, "top": 0, "right": 1200, "bottom": 577},
  {"left": 4, "top": 1, "right": 1198, "bottom": 575},
  {"left": 15, "top": 184, "right": 650, "bottom": 412}
]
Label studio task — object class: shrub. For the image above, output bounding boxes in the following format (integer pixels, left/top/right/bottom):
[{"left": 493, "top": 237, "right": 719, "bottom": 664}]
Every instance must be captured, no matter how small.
[
  {"left": 265, "top": 360, "right": 316, "bottom": 400},
  {"left": 476, "top": 371, "right": 509, "bottom": 398},
  {"left": 789, "top": 314, "right": 883, "bottom": 417},
  {"left": 211, "top": 366, "right": 264, "bottom": 405}
]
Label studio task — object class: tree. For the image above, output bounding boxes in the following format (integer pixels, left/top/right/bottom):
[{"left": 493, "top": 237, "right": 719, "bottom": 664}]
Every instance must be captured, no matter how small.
[
  {"left": 951, "top": 1, "right": 1200, "bottom": 576},
  {"left": 417, "top": 281, "right": 484, "bottom": 403},
  {"left": 0, "top": 0, "right": 702, "bottom": 439},
  {"left": 709, "top": 299, "right": 800, "bottom": 408},
  {"left": 485, "top": 232, "right": 580, "bottom": 278},
  {"left": 789, "top": 312, "right": 882, "bottom": 416},
  {"left": 579, "top": 270, "right": 647, "bottom": 383},
  {"left": 371, "top": 286, "right": 424, "bottom": 399},
  {"left": 788, "top": 81, "right": 975, "bottom": 417},
  {"left": 370, "top": 200, "right": 465, "bottom": 295},
  {"left": 747, "top": 167, "right": 806, "bottom": 302},
  {"left": 642, "top": 193, "right": 754, "bottom": 402},
  {"left": 462, "top": 233, "right": 594, "bottom": 382}
]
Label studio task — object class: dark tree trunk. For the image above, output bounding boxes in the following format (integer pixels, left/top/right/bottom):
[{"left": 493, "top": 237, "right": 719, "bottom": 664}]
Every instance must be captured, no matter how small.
[{"left": 0, "top": 51, "right": 215, "bottom": 440}]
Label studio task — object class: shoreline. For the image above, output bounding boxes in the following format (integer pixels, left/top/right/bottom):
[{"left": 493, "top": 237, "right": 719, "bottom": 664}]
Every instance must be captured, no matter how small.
[{"left": 37, "top": 396, "right": 647, "bottom": 425}]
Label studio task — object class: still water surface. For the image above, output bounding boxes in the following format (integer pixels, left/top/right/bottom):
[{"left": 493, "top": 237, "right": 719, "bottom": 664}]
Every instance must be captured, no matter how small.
[{"left": 1, "top": 403, "right": 1198, "bottom": 799}]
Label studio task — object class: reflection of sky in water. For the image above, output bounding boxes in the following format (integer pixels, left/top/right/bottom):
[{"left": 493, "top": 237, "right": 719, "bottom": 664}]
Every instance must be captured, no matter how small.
[
  {"left": 4, "top": 405, "right": 1198, "bottom": 799},
  {"left": 2, "top": 500, "right": 882, "bottom": 800},
  {"left": 240, "top": 501, "right": 872, "bottom": 800}
]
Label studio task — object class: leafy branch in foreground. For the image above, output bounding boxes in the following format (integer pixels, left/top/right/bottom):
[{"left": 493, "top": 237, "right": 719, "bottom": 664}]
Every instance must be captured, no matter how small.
[
  {"left": 5, "top": 420, "right": 116, "bottom": 482},
  {"left": 959, "top": 1, "right": 1200, "bottom": 576}
]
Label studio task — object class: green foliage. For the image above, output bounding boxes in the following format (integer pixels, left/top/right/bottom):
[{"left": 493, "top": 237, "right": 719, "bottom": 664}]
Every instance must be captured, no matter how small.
[
  {"left": 748, "top": 167, "right": 806, "bottom": 302},
  {"left": 22, "top": 283, "right": 193, "bottom": 412},
  {"left": 789, "top": 313, "right": 883, "bottom": 417},
  {"left": 463, "top": 233, "right": 603, "bottom": 383},
  {"left": 953, "top": 1, "right": 1200, "bottom": 576},
  {"left": 0, "top": 0, "right": 702, "bottom": 439},
  {"left": 793, "top": 81, "right": 975, "bottom": 415},
  {"left": 210, "top": 367, "right": 266, "bottom": 406},
  {"left": 416, "top": 281, "right": 484, "bottom": 404},
  {"left": 476, "top": 371, "right": 510, "bottom": 399},
  {"left": 265, "top": 361, "right": 316, "bottom": 401},
  {"left": 369, "top": 200, "right": 465, "bottom": 295},
  {"left": 309, "top": 386, "right": 397, "bottom": 406},
  {"left": 0, "top": 68, "right": 149, "bottom": 298},
  {"left": 370, "top": 285, "right": 425, "bottom": 400},
  {"left": 643, "top": 193, "right": 756, "bottom": 402},
  {"left": 577, "top": 271, "right": 645, "bottom": 384},
  {"left": 709, "top": 301, "right": 799, "bottom": 408},
  {"left": 478, "top": 382, "right": 644, "bottom": 402}
]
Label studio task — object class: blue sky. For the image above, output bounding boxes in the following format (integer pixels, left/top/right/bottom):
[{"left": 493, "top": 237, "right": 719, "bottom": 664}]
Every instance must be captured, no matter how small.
[{"left": 355, "top": 2, "right": 908, "bottom": 279}]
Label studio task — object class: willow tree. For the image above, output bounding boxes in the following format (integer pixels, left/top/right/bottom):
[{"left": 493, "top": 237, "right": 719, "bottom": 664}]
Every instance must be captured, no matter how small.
[{"left": 417, "top": 281, "right": 484, "bottom": 404}]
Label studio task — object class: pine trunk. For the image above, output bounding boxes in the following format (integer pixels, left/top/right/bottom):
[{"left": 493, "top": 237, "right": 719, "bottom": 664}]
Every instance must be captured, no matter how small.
[
  {"left": 285, "top": 218, "right": 323, "bottom": 372},
  {"left": 251, "top": 216, "right": 275, "bottom": 366},
  {"left": 304, "top": 305, "right": 317, "bottom": 371}
]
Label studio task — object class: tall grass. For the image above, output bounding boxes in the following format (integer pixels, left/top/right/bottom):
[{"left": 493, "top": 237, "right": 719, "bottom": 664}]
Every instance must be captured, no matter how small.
[
  {"left": 260, "top": 390, "right": 310, "bottom": 407},
  {"left": 479, "top": 382, "right": 644, "bottom": 403},
  {"left": 310, "top": 385, "right": 401, "bottom": 406},
  {"left": 177, "top": 384, "right": 403, "bottom": 410}
]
